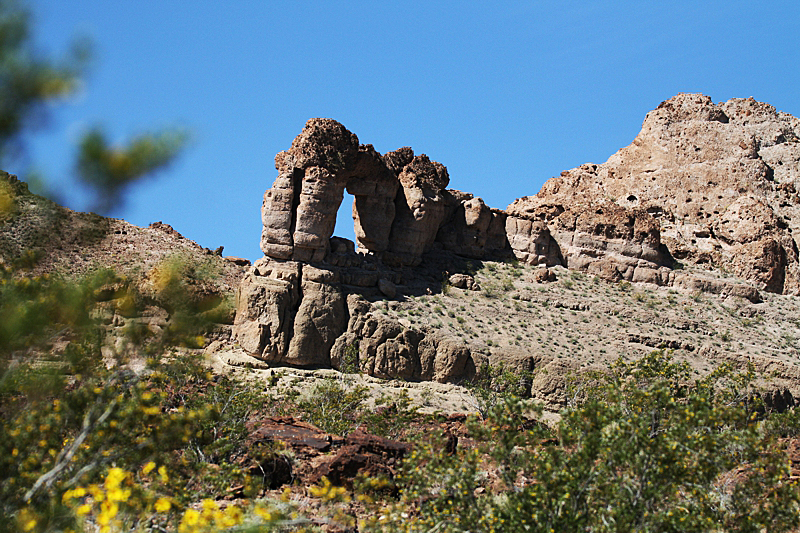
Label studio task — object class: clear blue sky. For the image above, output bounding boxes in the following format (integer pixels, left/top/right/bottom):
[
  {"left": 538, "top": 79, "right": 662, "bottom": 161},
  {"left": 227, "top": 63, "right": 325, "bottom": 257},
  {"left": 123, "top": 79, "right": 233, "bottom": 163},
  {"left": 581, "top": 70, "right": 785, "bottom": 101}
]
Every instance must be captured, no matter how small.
[{"left": 12, "top": 0, "right": 800, "bottom": 261}]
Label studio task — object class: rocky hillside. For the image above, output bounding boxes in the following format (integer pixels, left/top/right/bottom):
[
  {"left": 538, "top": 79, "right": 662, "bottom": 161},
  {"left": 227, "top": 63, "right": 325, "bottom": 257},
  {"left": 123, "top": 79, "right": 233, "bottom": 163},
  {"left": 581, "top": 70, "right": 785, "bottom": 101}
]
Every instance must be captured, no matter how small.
[
  {"left": 508, "top": 94, "right": 800, "bottom": 294},
  {"left": 3, "top": 93, "right": 800, "bottom": 411},
  {"left": 226, "top": 93, "right": 800, "bottom": 409},
  {"left": 0, "top": 170, "right": 247, "bottom": 297}
]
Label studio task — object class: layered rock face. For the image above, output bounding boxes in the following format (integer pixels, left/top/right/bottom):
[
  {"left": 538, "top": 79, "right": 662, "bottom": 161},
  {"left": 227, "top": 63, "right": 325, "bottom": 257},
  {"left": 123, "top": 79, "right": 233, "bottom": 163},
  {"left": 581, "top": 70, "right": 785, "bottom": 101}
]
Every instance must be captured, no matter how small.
[{"left": 506, "top": 94, "right": 800, "bottom": 294}]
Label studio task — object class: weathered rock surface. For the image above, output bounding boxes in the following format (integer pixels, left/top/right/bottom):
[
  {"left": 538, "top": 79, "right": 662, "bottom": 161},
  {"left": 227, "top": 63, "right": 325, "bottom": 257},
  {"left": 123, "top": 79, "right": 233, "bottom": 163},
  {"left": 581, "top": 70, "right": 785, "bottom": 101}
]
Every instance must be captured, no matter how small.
[
  {"left": 232, "top": 258, "right": 302, "bottom": 359},
  {"left": 437, "top": 192, "right": 509, "bottom": 259},
  {"left": 260, "top": 119, "right": 505, "bottom": 269},
  {"left": 384, "top": 155, "right": 451, "bottom": 266},
  {"left": 506, "top": 198, "right": 669, "bottom": 285},
  {"left": 448, "top": 273, "right": 479, "bottom": 291},
  {"left": 328, "top": 295, "right": 473, "bottom": 383},
  {"left": 232, "top": 259, "right": 347, "bottom": 366},
  {"left": 346, "top": 145, "right": 400, "bottom": 253},
  {"left": 309, "top": 429, "right": 410, "bottom": 485},
  {"left": 261, "top": 119, "right": 361, "bottom": 262},
  {"left": 507, "top": 93, "right": 800, "bottom": 295}
]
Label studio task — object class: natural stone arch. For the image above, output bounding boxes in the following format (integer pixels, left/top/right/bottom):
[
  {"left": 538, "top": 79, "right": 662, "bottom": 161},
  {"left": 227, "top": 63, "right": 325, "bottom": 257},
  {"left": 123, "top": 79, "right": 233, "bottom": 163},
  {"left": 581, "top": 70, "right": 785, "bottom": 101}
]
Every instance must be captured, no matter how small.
[{"left": 260, "top": 118, "right": 459, "bottom": 267}]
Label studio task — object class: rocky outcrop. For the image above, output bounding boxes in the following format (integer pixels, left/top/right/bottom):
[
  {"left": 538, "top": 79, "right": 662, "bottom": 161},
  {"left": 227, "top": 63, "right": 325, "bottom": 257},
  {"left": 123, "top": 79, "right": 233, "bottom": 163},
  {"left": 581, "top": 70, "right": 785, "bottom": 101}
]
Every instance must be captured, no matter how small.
[
  {"left": 232, "top": 258, "right": 347, "bottom": 367},
  {"left": 309, "top": 429, "right": 410, "bottom": 485},
  {"left": 506, "top": 93, "right": 800, "bottom": 294},
  {"left": 346, "top": 145, "right": 400, "bottom": 253},
  {"left": 260, "top": 119, "right": 508, "bottom": 268},
  {"left": 506, "top": 199, "right": 667, "bottom": 283},
  {"left": 240, "top": 96, "right": 800, "bottom": 383},
  {"left": 232, "top": 259, "right": 302, "bottom": 361},
  {"left": 328, "top": 295, "right": 473, "bottom": 383},
  {"left": 437, "top": 192, "right": 510, "bottom": 259},
  {"left": 384, "top": 155, "right": 451, "bottom": 266},
  {"left": 261, "top": 119, "right": 359, "bottom": 262}
]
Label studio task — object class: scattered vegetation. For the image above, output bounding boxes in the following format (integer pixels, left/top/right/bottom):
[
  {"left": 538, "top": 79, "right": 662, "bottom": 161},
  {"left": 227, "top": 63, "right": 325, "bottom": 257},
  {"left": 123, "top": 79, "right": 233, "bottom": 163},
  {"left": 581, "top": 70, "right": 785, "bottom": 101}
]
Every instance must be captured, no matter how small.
[{"left": 371, "top": 352, "right": 800, "bottom": 532}]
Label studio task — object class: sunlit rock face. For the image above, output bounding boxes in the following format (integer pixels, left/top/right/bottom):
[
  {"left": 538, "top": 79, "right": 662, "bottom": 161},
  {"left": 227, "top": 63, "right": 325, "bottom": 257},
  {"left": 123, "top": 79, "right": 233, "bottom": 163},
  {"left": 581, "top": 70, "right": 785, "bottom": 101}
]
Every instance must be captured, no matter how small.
[{"left": 507, "top": 93, "right": 800, "bottom": 294}]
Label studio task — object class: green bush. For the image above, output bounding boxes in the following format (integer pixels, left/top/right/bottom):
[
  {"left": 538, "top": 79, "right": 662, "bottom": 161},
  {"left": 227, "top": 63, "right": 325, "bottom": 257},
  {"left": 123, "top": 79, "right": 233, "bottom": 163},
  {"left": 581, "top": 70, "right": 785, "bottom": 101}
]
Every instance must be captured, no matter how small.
[
  {"left": 464, "top": 362, "right": 532, "bottom": 419},
  {"left": 375, "top": 352, "right": 800, "bottom": 532}
]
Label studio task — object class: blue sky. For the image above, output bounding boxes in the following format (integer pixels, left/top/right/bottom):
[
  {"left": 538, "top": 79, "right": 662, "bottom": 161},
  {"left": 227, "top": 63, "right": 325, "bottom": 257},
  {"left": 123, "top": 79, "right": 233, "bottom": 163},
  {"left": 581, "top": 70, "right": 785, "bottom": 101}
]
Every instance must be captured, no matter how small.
[{"left": 12, "top": 1, "right": 800, "bottom": 261}]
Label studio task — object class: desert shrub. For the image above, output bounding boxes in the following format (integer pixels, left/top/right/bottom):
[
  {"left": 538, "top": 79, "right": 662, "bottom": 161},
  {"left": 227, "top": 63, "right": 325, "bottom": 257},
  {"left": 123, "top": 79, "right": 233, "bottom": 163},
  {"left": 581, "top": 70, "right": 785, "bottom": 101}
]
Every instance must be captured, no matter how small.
[
  {"left": 0, "top": 346, "right": 293, "bottom": 531},
  {"left": 146, "top": 254, "right": 228, "bottom": 346},
  {"left": 763, "top": 407, "right": 800, "bottom": 438},
  {"left": 365, "top": 433, "right": 486, "bottom": 532},
  {"left": 464, "top": 362, "right": 532, "bottom": 419},
  {"left": 1, "top": 368, "right": 202, "bottom": 530},
  {"left": 360, "top": 390, "right": 420, "bottom": 440},
  {"left": 293, "top": 378, "right": 422, "bottom": 440},
  {"left": 0, "top": 266, "right": 118, "bottom": 366},
  {"left": 0, "top": 257, "right": 283, "bottom": 530},
  {"left": 296, "top": 377, "right": 371, "bottom": 436},
  {"left": 147, "top": 353, "right": 273, "bottom": 501},
  {"left": 338, "top": 342, "right": 360, "bottom": 374},
  {"left": 374, "top": 352, "right": 800, "bottom": 532}
]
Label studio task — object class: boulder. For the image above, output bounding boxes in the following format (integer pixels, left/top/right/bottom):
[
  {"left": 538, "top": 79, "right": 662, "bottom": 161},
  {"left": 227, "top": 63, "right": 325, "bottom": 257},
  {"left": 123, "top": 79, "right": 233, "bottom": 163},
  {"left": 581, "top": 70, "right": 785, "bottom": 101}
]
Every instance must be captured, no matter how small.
[
  {"left": 309, "top": 430, "right": 409, "bottom": 485},
  {"left": 448, "top": 273, "right": 479, "bottom": 290},
  {"left": 418, "top": 334, "right": 471, "bottom": 382},
  {"left": 377, "top": 278, "right": 397, "bottom": 298}
]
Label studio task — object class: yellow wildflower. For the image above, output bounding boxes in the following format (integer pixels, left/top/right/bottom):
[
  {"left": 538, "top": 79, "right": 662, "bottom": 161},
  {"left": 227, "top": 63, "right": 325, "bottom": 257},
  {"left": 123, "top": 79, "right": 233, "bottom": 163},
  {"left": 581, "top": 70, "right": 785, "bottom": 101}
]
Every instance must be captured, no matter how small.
[
  {"left": 254, "top": 505, "right": 272, "bottom": 521},
  {"left": 154, "top": 498, "right": 171, "bottom": 513},
  {"left": 76, "top": 504, "right": 92, "bottom": 516},
  {"left": 201, "top": 499, "right": 217, "bottom": 511},
  {"left": 105, "top": 467, "right": 127, "bottom": 490},
  {"left": 178, "top": 509, "right": 201, "bottom": 533}
]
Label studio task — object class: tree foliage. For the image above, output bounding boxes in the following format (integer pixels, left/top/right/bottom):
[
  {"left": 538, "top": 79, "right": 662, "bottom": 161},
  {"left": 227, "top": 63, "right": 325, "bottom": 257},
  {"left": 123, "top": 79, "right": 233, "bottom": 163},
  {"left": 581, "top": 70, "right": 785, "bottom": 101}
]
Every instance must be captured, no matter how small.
[
  {"left": 0, "top": 0, "right": 187, "bottom": 214},
  {"left": 76, "top": 127, "right": 189, "bottom": 214},
  {"left": 0, "top": 0, "right": 88, "bottom": 163}
]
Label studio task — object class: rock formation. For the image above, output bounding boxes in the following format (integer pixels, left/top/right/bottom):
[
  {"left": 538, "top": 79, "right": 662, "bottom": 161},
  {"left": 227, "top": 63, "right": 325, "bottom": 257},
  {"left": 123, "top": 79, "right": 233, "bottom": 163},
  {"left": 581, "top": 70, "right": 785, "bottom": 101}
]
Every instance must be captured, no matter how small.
[
  {"left": 236, "top": 94, "right": 800, "bottom": 382},
  {"left": 260, "top": 118, "right": 509, "bottom": 267},
  {"left": 239, "top": 118, "right": 509, "bottom": 376},
  {"left": 506, "top": 94, "right": 800, "bottom": 294}
]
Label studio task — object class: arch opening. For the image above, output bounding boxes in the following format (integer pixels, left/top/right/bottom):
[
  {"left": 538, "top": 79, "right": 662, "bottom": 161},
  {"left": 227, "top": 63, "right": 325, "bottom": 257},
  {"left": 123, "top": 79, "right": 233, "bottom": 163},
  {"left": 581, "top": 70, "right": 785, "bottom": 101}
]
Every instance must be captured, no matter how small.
[{"left": 333, "top": 190, "right": 357, "bottom": 245}]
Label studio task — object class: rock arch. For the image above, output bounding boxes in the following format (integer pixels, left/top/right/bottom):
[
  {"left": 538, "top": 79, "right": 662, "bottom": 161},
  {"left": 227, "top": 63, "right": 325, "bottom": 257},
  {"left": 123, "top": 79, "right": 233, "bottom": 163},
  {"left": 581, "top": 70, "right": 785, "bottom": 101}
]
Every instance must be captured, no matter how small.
[{"left": 260, "top": 119, "right": 456, "bottom": 267}]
